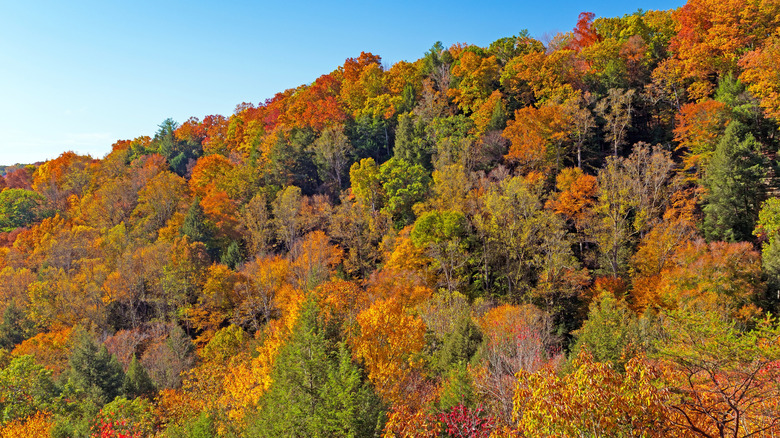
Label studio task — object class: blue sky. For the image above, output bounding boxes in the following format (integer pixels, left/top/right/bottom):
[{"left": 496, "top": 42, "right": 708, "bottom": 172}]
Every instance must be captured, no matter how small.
[{"left": 0, "top": 0, "right": 685, "bottom": 165}]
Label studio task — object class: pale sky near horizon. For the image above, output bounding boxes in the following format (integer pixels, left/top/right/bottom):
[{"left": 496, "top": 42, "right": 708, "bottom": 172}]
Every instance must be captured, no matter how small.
[{"left": 0, "top": 0, "right": 685, "bottom": 166}]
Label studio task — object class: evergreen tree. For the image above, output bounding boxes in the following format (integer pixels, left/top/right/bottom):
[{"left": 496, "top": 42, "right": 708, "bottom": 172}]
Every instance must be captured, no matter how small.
[
  {"left": 67, "top": 333, "right": 125, "bottom": 405},
  {"left": 122, "top": 354, "right": 156, "bottom": 399},
  {"left": 181, "top": 198, "right": 213, "bottom": 247},
  {"left": 249, "top": 299, "right": 384, "bottom": 437},
  {"left": 221, "top": 240, "right": 242, "bottom": 270},
  {"left": 433, "top": 315, "right": 483, "bottom": 373},
  {"left": 438, "top": 363, "right": 477, "bottom": 411},
  {"left": 0, "top": 300, "right": 34, "bottom": 349},
  {"left": 702, "top": 121, "right": 769, "bottom": 242},
  {"left": 570, "top": 292, "right": 640, "bottom": 370}
]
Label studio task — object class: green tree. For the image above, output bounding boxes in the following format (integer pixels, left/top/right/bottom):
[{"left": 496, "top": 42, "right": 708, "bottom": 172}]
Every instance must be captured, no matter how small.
[
  {"left": 122, "top": 354, "right": 155, "bottom": 399},
  {"left": 0, "top": 355, "right": 58, "bottom": 423},
  {"left": 181, "top": 197, "right": 213, "bottom": 246},
  {"left": 570, "top": 292, "right": 641, "bottom": 369},
  {"left": 378, "top": 158, "right": 430, "bottom": 228},
  {"left": 412, "top": 210, "right": 470, "bottom": 292},
  {"left": 221, "top": 240, "right": 242, "bottom": 270},
  {"left": 702, "top": 121, "right": 768, "bottom": 242},
  {"left": 249, "top": 299, "right": 384, "bottom": 437},
  {"left": 0, "top": 188, "right": 46, "bottom": 232},
  {"left": 67, "top": 333, "right": 125, "bottom": 405},
  {"left": 0, "top": 300, "right": 35, "bottom": 349}
]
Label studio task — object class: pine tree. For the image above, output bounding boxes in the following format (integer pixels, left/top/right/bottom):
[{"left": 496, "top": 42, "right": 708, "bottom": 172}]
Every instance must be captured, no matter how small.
[
  {"left": 122, "top": 354, "right": 155, "bottom": 399},
  {"left": 249, "top": 299, "right": 384, "bottom": 437},
  {"left": 702, "top": 121, "right": 768, "bottom": 242},
  {"left": 0, "top": 300, "right": 34, "bottom": 349},
  {"left": 181, "top": 198, "right": 212, "bottom": 247},
  {"left": 221, "top": 240, "right": 242, "bottom": 269},
  {"left": 68, "top": 333, "right": 125, "bottom": 405}
]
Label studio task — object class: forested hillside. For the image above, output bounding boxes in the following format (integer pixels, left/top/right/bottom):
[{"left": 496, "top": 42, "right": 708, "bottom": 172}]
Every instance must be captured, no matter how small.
[{"left": 2, "top": 1, "right": 780, "bottom": 436}]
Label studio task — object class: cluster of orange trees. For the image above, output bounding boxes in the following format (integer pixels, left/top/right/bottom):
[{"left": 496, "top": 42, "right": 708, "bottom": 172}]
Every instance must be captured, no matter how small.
[{"left": 2, "top": 0, "right": 780, "bottom": 436}]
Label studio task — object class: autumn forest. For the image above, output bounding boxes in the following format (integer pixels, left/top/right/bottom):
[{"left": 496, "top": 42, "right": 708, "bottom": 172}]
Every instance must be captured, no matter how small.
[{"left": 2, "top": 0, "right": 780, "bottom": 436}]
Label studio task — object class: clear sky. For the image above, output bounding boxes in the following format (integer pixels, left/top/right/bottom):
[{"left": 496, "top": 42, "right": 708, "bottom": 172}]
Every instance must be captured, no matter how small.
[{"left": 0, "top": 0, "right": 686, "bottom": 166}]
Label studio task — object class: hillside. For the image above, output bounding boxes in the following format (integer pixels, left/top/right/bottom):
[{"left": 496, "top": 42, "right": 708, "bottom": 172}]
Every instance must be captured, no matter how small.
[{"left": 1, "top": 2, "right": 780, "bottom": 436}]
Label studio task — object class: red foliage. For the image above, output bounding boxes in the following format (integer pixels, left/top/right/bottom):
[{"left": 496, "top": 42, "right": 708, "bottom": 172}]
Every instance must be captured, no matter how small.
[
  {"left": 567, "top": 12, "right": 600, "bottom": 52},
  {"left": 438, "top": 404, "right": 496, "bottom": 438}
]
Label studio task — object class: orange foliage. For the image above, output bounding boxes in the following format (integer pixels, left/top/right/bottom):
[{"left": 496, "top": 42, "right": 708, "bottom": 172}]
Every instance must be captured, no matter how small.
[
  {"left": 503, "top": 103, "right": 574, "bottom": 173},
  {"left": 546, "top": 167, "right": 598, "bottom": 228},
  {"left": 315, "top": 279, "right": 369, "bottom": 330},
  {"left": 449, "top": 51, "right": 500, "bottom": 113},
  {"left": 282, "top": 74, "right": 347, "bottom": 131},
  {"left": 740, "top": 32, "right": 780, "bottom": 123},
  {"left": 673, "top": 99, "right": 729, "bottom": 172},
  {"left": 640, "top": 240, "right": 764, "bottom": 316},
  {"left": 12, "top": 327, "right": 73, "bottom": 377},
  {"left": 383, "top": 403, "right": 441, "bottom": 438},
  {"left": 189, "top": 154, "right": 234, "bottom": 198},
  {"left": 670, "top": 0, "right": 780, "bottom": 99}
]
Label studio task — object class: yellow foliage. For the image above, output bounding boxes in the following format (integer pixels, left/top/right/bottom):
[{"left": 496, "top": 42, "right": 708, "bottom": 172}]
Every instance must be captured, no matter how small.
[
  {"left": 353, "top": 297, "right": 427, "bottom": 403},
  {"left": 0, "top": 411, "right": 53, "bottom": 438}
]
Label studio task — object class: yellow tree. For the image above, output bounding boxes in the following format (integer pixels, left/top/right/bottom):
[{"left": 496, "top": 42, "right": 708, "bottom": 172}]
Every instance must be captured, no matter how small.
[
  {"left": 352, "top": 296, "right": 427, "bottom": 403},
  {"left": 513, "top": 351, "right": 668, "bottom": 437}
]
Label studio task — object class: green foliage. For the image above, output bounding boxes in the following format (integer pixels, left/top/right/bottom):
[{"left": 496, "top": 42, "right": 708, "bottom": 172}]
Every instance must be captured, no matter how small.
[
  {"left": 249, "top": 299, "right": 384, "bottom": 437},
  {"left": 756, "top": 198, "right": 780, "bottom": 297},
  {"left": 702, "top": 121, "right": 768, "bottom": 242},
  {"left": 432, "top": 315, "right": 483, "bottom": 373},
  {"left": 0, "top": 300, "right": 35, "bottom": 349},
  {"left": 394, "top": 112, "right": 433, "bottom": 169},
  {"left": 0, "top": 355, "right": 58, "bottom": 423},
  {"left": 96, "top": 396, "right": 157, "bottom": 437},
  {"left": 221, "top": 240, "right": 242, "bottom": 269},
  {"left": 378, "top": 157, "right": 430, "bottom": 228},
  {"left": 570, "top": 292, "right": 640, "bottom": 369},
  {"left": 164, "top": 412, "right": 217, "bottom": 438},
  {"left": 122, "top": 354, "right": 156, "bottom": 399},
  {"left": 67, "top": 333, "right": 125, "bottom": 405},
  {"left": 0, "top": 188, "right": 46, "bottom": 231},
  {"left": 349, "top": 157, "right": 384, "bottom": 212},
  {"left": 439, "top": 363, "right": 477, "bottom": 411},
  {"left": 181, "top": 198, "right": 213, "bottom": 246}
]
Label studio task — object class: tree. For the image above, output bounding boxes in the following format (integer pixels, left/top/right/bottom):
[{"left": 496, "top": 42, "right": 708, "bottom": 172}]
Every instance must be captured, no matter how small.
[
  {"left": 702, "top": 121, "right": 768, "bottom": 242},
  {"left": 503, "top": 103, "right": 574, "bottom": 173},
  {"left": 0, "top": 189, "right": 46, "bottom": 232},
  {"left": 513, "top": 351, "right": 667, "bottom": 437},
  {"left": 67, "top": 333, "right": 126, "bottom": 405},
  {"left": 272, "top": 185, "right": 304, "bottom": 251},
  {"left": 353, "top": 296, "right": 427, "bottom": 403},
  {"left": 308, "top": 124, "right": 353, "bottom": 192},
  {"left": 249, "top": 299, "right": 384, "bottom": 437},
  {"left": 0, "top": 355, "right": 58, "bottom": 424},
  {"left": 239, "top": 192, "right": 273, "bottom": 257},
  {"left": 654, "top": 310, "right": 780, "bottom": 437},
  {"left": 740, "top": 32, "right": 780, "bottom": 123},
  {"left": 411, "top": 210, "right": 470, "bottom": 292},
  {"left": 378, "top": 158, "right": 430, "bottom": 228},
  {"left": 570, "top": 291, "right": 641, "bottom": 369},
  {"left": 596, "top": 88, "right": 635, "bottom": 157},
  {"left": 181, "top": 198, "right": 213, "bottom": 247},
  {"left": 122, "top": 354, "right": 155, "bottom": 399},
  {"left": 0, "top": 299, "right": 35, "bottom": 349}
]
